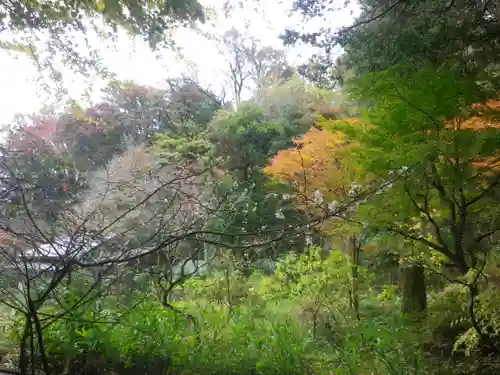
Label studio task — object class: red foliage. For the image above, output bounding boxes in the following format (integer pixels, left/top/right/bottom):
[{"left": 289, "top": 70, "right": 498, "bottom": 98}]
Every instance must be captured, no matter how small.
[{"left": 10, "top": 118, "right": 58, "bottom": 151}]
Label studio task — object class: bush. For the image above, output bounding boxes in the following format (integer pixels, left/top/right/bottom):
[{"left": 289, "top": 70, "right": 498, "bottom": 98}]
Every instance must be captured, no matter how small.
[
  {"left": 39, "top": 298, "right": 190, "bottom": 375},
  {"left": 35, "top": 292, "right": 314, "bottom": 375},
  {"left": 426, "top": 283, "right": 471, "bottom": 347},
  {"left": 6, "top": 246, "right": 432, "bottom": 375},
  {"left": 182, "top": 307, "right": 313, "bottom": 375},
  {"left": 334, "top": 316, "right": 424, "bottom": 375}
]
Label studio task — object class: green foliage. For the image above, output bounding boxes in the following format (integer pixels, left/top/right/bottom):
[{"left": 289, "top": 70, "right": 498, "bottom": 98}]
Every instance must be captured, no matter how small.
[
  {"left": 452, "top": 282, "right": 500, "bottom": 356},
  {"left": 347, "top": 65, "right": 485, "bottom": 170},
  {"left": 153, "top": 131, "right": 212, "bottom": 163},
  {"left": 333, "top": 317, "right": 423, "bottom": 375},
  {"left": 256, "top": 74, "right": 343, "bottom": 126},
  {"left": 37, "top": 292, "right": 313, "bottom": 375},
  {"left": 0, "top": 0, "right": 206, "bottom": 89},
  {"left": 181, "top": 267, "right": 251, "bottom": 307},
  {"left": 335, "top": 0, "right": 500, "bottom": 81},
  {"left": 200, "top": 103, "right": 308, "bottom": 259},
  {"left": 426, "top": 284, "right": 470, "bottom": 344},
  {"left": 343, "top": 67, "right": 500, "bottom": 276},
  {"left": 208, "top": 104, "right": 297, "bottom": 176},
  {"left": 275, "top": 247, "right": 351, "bottom": 298},
  {"left": 284, "top": 0, "right": 500, "bottom": 90},
  {"left": 18, "top": 246, "right": 429, "bottom": 375},
  {"left": 5, "top": 3, "right": 500, "bottom": 372},
  {"left": 1, "top": 0, "right": 204, "bottom": 47},
  {"left": 183, "top": 311, "right": 311, "bottom": 375},
  {"left": 40, "top": 299, "right": 191, "bottom": 374}
]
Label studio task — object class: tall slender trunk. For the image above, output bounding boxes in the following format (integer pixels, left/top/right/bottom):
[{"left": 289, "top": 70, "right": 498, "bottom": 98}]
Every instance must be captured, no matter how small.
[{"left": 348, "top": 236, "right": 360, "bottom": 320}]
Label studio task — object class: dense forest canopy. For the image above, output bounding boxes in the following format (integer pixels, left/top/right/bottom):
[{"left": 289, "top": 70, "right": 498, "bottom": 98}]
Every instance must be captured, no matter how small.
[{"left": 0, "top": 1, "right": 500, "bottom": 375}]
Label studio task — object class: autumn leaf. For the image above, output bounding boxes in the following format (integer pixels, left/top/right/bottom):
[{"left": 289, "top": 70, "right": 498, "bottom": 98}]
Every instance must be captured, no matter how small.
[
  {"left": 265, "top": 118, "right": 364, "bottom": 216},
  {"left": 444, "top": 98, "right": 500, "bottom": 173}
]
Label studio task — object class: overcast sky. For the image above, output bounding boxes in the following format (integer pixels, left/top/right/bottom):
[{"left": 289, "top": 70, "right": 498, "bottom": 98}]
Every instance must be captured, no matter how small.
[{"left": 0, "top": 0, "right": 358, "bottom": 124}]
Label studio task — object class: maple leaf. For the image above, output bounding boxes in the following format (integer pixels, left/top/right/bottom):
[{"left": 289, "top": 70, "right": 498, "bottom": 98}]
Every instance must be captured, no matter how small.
[
  {"left": 444, "top": 98, "right": 500, "bottom": 173},
  {"left": 265, "top": 118, "right": 363, "bottom": 216}
]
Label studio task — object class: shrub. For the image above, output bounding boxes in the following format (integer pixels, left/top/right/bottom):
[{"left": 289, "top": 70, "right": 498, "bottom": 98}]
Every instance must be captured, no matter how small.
[{"left": 34, "top": 291, "right": 315, "bottom": 375}]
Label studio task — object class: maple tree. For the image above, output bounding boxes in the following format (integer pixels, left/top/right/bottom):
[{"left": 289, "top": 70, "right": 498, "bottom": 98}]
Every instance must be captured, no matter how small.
[
  {"left": 343, "top": 66, "right": 500, "bottom": 333},
  {"left": 1, "top": 109, "right": 112, "bottom": 217},
  {"left": 266, "top": 67, "right": 500, "bottom": 321},
  {"left": 444, "top": 99, "right": 500, "bottom": 173},
  {"left": 264, "top": 117, "right": 362, "bottom": 219},
  {"left": 265, "top": 117, "right": 368, "bottom": 319},
  {"left": 349, "top": 67, "right": 500, "bottom": 265}
]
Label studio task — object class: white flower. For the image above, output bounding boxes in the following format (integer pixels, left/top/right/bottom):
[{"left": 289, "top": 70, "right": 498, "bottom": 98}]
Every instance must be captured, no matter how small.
[
  {"left": 328, "top": 201, "right": 338, "bottom": 213},
  {"left": 312, "top": 189, "right": 324, "bottom": 204},
  {"left": 306, "top": 236, "right": 313, "bottom": 246}
]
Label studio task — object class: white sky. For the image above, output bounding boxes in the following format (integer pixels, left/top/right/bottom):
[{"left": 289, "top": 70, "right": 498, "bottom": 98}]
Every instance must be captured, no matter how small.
[{"left": 0, "top": 0, "right": 358, "bottom": 125}]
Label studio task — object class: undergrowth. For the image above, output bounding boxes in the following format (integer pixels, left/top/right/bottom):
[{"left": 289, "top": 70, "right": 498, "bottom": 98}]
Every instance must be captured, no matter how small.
[{"left": 3, "top": 247, "right": 499, "bottom": 375}]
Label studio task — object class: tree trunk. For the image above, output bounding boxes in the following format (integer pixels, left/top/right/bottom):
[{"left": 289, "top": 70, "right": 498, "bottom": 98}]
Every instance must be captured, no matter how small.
[
  {"left": 401, "top": 264, "right": 427, "bottom": 315},
  {"left": 351, "top": 237, "right": 360, "bottom": 321},
  {"left": 345, "top": 236, "right": 360, "bottom": 320}
]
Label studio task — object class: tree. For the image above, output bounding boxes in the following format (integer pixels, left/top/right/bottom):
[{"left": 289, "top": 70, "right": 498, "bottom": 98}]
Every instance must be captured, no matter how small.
[
  {"left": 219, "top": 28, "right": 253, "bottom": 107},
  {"left": 0, "top": 139, "right": 225, "bottom": 375},
  {"left": 245, "top": 45, "right": 289, "bottom": 95},
  {"left": 400, "top": 261, "right": 427, "bottom": 316},
  {"left": 349, "top": 66, "right": 500, "bottom": 272},
  {"left": 255, "top": 74, "right": 345, "bottom": 127},
  {"left": 165, "top": 78, "right": 223, "bottom": 127},
  {"left": 1, "top": 0, "right": 206, "bottom": 99},
  {"left": 73, "top": 142, "right": 215, "bottom": 302},
  {"left": 77, "top": 144, "right": 206, "bottom": 243},
  {"left": 265, "top": 117, "right": 369, "bottom": 318},
  {"left": 150, "top": 79, "right": 222, "bottom": 164},
  {"left": 346, "top": 66, "right": 500, "bottom": 337},
  {"left": 0, "top": 116, "right": 84, "bottom": 226},
  {"left": 1, "top": 0, "right": 204, "bottom": 43},
  {"left": 2, "top": 78, "right": 221, "bottom": 198},
  {"left": 205, "top": 104, "right": 308, "bottom": 262},
  {"left": 264, "top": 120, "right": 360, "bottom": 218},
  {"left": 218, "top": 27, "right": 291, "bottom": 107},
  {"left": 283, "top": 0, "right": 500, "bottom": 89},
  {"left": 0, "top": 87, "right": 145, "bottom": 225},
  {"left": 0, "top": 78, "right": 225, "bottom": 274}
]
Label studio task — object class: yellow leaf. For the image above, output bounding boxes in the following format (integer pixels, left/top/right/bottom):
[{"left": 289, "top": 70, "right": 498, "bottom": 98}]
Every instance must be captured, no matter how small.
[{"left": 95, "top": 1, "right": 106, "bottom": 12}]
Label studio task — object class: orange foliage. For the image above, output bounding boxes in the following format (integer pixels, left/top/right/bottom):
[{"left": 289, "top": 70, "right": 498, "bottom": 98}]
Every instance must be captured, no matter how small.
[
  {"left": 446, "top": 99, "right": 500, "bottom": 131},
  {"left": 265, "top": 119, "right": 361, "bottom": 211},
  {"left": 444, "top": 99, "right": 500, "bottom": 172},
  {"left": 266, "top": 98, "right": 500, "bottom": 215},
  {"left": 471, "top": 156, "right": 500, "bottom": 174},
  {"left": 470, "top": 99, "right": 500, "bottom": 113}
]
